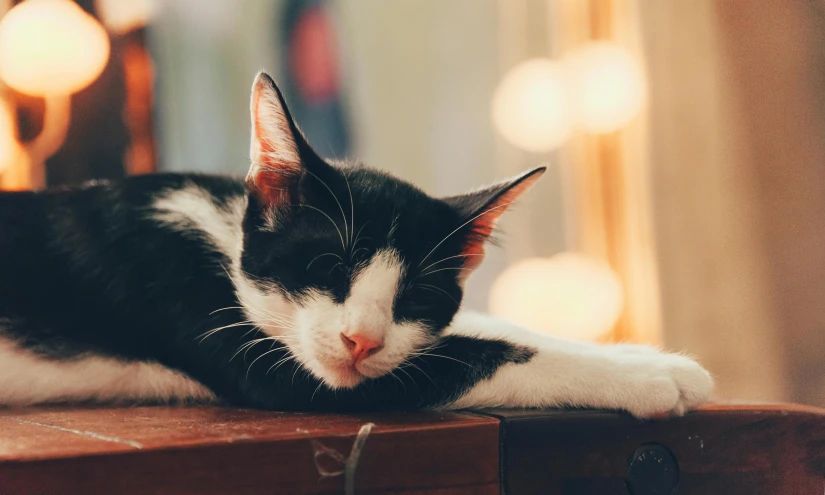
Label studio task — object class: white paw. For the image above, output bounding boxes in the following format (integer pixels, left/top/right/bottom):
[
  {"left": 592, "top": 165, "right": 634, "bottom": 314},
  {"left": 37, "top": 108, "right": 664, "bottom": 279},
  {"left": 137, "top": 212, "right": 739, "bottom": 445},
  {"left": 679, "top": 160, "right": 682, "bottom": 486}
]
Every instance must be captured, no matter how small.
[{"left": 608, "top": 350, "right": 713, "bottom": 418}]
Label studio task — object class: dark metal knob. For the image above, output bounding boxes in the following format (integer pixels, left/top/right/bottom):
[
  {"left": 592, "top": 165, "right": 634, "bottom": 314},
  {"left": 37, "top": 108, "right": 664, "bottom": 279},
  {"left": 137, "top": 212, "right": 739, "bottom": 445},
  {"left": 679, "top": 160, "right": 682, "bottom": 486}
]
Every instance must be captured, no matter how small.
[{"left": 626, "top": 443, "right": 680, "bottom": 495}]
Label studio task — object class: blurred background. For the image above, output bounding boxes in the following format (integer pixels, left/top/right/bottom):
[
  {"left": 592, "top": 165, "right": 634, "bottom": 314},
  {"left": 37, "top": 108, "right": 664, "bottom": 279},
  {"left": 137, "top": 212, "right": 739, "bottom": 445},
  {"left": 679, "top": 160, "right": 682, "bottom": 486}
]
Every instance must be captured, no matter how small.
[{"left": 0, "top": 0, "right": 823, "bottom": 408}]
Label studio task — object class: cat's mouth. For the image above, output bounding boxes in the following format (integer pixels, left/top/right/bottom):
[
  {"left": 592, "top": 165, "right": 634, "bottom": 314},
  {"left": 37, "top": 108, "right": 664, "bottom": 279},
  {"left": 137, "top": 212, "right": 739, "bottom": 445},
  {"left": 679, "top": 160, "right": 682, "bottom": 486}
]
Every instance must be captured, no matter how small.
[
  {"left": 323, "top": 362, "right": 366, "bottom": 388},
  {"left": 317, "top": 357, "right": 393, "bottom": 389}
]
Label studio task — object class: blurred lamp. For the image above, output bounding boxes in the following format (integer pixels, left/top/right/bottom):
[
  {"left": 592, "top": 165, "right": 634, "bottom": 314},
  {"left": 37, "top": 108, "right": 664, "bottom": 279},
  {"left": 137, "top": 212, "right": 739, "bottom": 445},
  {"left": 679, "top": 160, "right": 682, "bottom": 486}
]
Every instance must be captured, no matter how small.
[
  {"left": 0, "top": 0, "right": 110, "bottom": 96},
  {"left": 0, "top": 0, "right": 110, "bottom": 189},
  {"left": 489, "top": 253, "right": 624, "bottom": 341},
  {"left": 492, "top": 58, "right": 572, "bottom": 153},
  {"left": 563, "top": 41, "right": 646, "bottom": 134},
  {"left": 95, "top": 0, "right": 157, "bottom": 34},
  {"left": 0, "top": 96, "right": 19, "bottom": 173}
]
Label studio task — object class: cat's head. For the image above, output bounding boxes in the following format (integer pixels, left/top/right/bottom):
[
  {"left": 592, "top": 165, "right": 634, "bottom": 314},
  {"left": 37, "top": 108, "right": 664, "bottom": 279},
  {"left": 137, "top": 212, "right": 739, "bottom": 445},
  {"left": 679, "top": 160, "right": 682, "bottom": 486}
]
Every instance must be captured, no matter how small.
[{"left": 235, "top": 72, "right": 544, "bottom": 389}]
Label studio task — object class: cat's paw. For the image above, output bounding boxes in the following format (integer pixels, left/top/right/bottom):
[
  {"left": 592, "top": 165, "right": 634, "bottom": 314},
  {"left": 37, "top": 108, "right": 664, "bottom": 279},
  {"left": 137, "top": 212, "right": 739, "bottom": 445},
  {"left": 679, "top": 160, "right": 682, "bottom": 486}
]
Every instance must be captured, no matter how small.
[{"left": 613, "top": 351, "right": 713, "bottom": 418}]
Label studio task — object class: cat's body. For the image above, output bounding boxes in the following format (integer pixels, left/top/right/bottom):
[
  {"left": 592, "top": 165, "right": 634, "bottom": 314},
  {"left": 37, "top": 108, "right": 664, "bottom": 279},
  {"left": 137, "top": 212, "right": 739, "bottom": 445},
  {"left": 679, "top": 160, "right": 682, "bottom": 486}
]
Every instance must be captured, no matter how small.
[{"left": 0, "top": 73, "right": 713, "bottom": 416}]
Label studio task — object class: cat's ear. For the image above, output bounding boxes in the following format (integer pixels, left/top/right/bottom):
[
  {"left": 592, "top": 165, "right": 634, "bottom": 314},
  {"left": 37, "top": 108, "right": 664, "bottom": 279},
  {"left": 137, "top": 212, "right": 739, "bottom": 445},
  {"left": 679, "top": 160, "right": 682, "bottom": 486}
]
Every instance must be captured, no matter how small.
[
  {"left": 247, "top": 71, "right": 306, "bottom": 206},
  {"left": 443, "top": 167, "right": 546, "bottom": 276}
]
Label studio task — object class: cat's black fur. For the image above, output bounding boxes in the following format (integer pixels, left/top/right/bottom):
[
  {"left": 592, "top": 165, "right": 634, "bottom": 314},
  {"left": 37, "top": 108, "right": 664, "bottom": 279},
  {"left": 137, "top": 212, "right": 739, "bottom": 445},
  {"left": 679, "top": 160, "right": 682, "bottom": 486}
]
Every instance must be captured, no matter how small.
[
  {"left": 0, "top": 72, "right": 716, "bottom": 418},
  {"left": 0, "top": 91, "right": 538, "bottom": 410}
]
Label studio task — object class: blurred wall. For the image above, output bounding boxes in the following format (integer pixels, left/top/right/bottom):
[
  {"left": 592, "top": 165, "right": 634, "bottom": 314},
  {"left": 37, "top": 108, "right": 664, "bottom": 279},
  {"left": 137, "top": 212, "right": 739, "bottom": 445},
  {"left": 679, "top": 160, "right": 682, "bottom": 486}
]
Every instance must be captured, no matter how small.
[
  {"left": 641, "top": 0, "right": 825, "bottom": 406},
  {"left": 716, "top": 0, "right": 825, "bottom": 405},
  {"left": 150, "top": 0, "right": 279, "bottom": 177},
  {"left": 336, "top": 0, "right": 568, "bottom": 310},
  {"left": 640, "top": 0, "right": 787, "bottom": 402},
  {"left": 150, "top": 0, "right": 568, "bottom": 312}
]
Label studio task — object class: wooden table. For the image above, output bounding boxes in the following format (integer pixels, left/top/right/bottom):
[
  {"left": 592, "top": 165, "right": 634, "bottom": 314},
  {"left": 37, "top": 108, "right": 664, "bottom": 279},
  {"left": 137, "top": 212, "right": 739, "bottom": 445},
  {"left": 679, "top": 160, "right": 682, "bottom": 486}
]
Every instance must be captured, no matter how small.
[{"left": 0, "top": 404, "right": 821, "bottom": 494}]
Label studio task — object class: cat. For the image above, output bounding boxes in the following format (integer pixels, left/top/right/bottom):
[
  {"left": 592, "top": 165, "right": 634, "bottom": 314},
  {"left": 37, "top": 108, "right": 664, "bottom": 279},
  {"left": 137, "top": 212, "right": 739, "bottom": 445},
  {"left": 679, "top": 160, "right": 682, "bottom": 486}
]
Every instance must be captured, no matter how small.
[{"left": 0, "top": 72, "right": 712, "bottom": 416}]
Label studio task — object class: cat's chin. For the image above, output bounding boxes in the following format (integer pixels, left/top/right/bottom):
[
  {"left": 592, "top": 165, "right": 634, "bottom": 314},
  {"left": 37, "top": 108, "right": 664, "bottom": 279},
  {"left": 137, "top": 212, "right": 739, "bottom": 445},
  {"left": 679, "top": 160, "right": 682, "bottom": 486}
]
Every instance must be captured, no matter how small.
[
  {"left": 318, "top": 361, "right": 395, "bottom": 389},
  {"left": 317, "top": 363, "right": 366, "bottom": 389}
]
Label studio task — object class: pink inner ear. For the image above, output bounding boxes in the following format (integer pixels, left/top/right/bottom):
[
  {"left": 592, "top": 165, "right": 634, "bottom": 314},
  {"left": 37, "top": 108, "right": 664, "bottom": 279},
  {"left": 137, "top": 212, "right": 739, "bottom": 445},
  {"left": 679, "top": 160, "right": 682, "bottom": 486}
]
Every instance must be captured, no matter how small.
[
  {"left": 461, "top": 244, "right": 486, "bottom": 274},
  {"left": 247, "top": 164, "right": 300, "bottom": 206},
  {"left": 459, "top": 171, "right": 544, "bottom": 269},
  {"left": 248, "top": 75, "right": 303, "bottom": 206}
]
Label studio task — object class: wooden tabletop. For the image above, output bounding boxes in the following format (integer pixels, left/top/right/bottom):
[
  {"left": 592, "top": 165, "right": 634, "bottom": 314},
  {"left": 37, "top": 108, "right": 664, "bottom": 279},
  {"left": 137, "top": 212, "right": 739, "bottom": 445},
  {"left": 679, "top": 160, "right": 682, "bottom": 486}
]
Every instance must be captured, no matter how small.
[
  {"left": 0, "top": 406, "right": 500, "bottom": 495},
  {"left": 1, "top": 404, "right": 824, "bottom": 494},
  {"left": 490, "top": 403, "right": 825, "bottom": 494}
]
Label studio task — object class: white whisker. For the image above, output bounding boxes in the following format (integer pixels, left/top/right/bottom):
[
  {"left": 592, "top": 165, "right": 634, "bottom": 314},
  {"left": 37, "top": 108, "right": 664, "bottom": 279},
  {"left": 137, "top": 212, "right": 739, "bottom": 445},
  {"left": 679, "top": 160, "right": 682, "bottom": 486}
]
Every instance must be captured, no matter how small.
[
  {"left": 418, "top": 341, "right": 448, "bottom": 355},
  {"left": 311, "top": 382, "right": 324, "bottom": 402},
  {"left": 387, "top": 370, "right": 406, "bottom": 390},
  {"left": 394, "top": 364, "right": 414, "bottom": 383},
  {"left": 306, "top": 252, "right": 344, "bottom": 271},
  {"left": 329, "top": 261, "right": 345, "bottom": 274},
  {"left": 238, "top": 303, "right": 296, "bottom": 325},
  {"left": 267, "top": 354, "right": 296, "bottom": 375},
  {"left": 418, "top": 202, "right": 514, "bottom": 266},
  {"left": 351, "top": 221, "right": 370, "bottom": 253},
  {"left": 305, "top": 169, "right": 349, "bottom": 249},
  {"left": 410, "top": 352, "right": 479, "bottom": 371},
  {"left": 246, "top": 346, "right": 291, "bottom": 378},
  {"left": 344, "top": 172, "right": 355, "bottom": 247},
  {"left": 419, "top": 253, "right": 484, "bottom": 275},
  {"left": 230, "top": 336, "right": 279, "bottom": 361},
  {"left": 209, "top": 306, "right": 247, "bottom": 316},
  {"left": 416, "top": 266, "right": 471, "bottom": 279},
  {"left": 418, "top": 284, "right": 460, "bottom": 307},
  {"left": 197, "top": 320, "right": 255, "bottom": 342},
  {"left": 296, "top": 204, "right": 346, "bottom": 252},
  {"left": 400, "top": 359, "right": 436, "bottom": 386},
  {"left": 292, "top": 362, "right": 307, "bottom": 385},
  {"left": 350, "top": 246, "right": 370, "bottom": 261}
]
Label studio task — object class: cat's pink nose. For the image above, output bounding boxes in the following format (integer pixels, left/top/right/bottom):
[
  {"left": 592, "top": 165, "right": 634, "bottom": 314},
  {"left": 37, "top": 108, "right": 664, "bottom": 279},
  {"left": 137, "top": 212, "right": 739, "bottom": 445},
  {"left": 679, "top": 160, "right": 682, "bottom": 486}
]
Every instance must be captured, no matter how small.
[{"left": 340, "top": 333, "right": 383, "bottom": 363}]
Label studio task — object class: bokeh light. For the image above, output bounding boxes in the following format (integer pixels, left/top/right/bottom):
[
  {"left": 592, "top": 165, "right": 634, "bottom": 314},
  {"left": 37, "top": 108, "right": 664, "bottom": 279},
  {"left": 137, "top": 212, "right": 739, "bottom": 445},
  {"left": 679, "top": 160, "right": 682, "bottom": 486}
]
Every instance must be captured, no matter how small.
[
  {"left": 0, "top": 0, "right": 110, "bottom": 96},
  {"left": 95, "top": 0, "right": 158, "bottom": 34},
  {"left": 492, "top": 58, "right": 573, "bottom": 153},
  {"left": 563, "top": 41, "right": 646, "bottom": 134},
  {"left": 489, "top": 252, "right": 624, "bottom": 341}
]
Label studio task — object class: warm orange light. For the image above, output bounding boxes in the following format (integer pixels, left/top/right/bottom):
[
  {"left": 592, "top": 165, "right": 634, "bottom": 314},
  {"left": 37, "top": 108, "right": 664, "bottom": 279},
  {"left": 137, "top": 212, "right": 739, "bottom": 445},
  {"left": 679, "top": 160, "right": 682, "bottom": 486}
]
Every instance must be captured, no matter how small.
[
  {"left": 0, "top": 97, "right": 20, "bottom": 173},
  {"left": 492, "top": 58, "right": 572, "bottom": 153},
  {"left": 489, "top": 253, "right": 624, "bottom": 341},
  {"left": 0, "top": 0, "right": 110, "bottom": 96},
  {"left": 563, "top": 42, "right": 646, "bottom": 134}
]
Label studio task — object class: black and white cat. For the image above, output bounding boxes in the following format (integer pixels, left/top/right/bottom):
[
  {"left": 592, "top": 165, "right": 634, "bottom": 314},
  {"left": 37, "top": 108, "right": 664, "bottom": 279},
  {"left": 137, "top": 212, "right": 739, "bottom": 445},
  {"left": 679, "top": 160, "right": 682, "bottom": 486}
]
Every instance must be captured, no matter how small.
[{"left": 0, "top": 72, "right": 712, "bottom": 417}]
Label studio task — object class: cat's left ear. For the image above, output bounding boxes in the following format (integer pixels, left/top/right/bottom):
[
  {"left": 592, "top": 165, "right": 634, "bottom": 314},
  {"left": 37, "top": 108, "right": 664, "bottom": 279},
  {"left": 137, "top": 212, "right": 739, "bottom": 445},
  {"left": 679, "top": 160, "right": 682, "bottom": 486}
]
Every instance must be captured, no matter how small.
[
  {"left": 247, "top": 71, "right": 307, "bottom": 206},
  {"left": 443, "top": 167, "right": 546, "bottom": 276}
]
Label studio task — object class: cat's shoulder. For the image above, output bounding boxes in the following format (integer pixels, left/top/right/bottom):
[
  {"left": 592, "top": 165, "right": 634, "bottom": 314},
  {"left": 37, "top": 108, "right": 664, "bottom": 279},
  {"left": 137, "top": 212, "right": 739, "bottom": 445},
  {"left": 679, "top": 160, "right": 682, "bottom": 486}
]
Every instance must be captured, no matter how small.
[
  {"left": 77, "top": 173, "right": 245, "bottom": 197},
  {"left": 2, "top": 173, "right": 247, "bottom": 204}
]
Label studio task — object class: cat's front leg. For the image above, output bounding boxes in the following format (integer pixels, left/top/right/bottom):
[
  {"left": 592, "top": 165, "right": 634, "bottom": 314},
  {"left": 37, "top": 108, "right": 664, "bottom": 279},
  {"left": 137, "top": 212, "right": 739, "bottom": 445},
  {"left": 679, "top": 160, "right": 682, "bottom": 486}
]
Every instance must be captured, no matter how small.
[{"left": 442, "top": 313, "right": 713, "bottom": 418}]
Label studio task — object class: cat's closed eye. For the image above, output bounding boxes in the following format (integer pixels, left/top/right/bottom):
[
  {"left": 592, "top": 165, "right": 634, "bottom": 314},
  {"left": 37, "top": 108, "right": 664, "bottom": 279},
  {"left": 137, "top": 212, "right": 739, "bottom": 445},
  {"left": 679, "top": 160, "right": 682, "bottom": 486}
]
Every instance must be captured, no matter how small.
[
  {"left": 306, "top": 252, "right": 342, "bottom": 272},
  {"left": 304, "top": 252, "right": 348, "bottom": 284},
  {"left": 398, "top": 283, "right": 458, "bottom": 313}
]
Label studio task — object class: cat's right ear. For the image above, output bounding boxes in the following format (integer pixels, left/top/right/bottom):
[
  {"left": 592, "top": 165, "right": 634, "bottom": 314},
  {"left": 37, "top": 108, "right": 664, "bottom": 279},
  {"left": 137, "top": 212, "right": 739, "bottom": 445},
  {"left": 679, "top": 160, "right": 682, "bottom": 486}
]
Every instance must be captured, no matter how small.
[
  {"left": 247, "top": 71, "right": 305, "bottom": 206},
  {"left": 441, "top": 167, "right": 546, "bottom": 280}
]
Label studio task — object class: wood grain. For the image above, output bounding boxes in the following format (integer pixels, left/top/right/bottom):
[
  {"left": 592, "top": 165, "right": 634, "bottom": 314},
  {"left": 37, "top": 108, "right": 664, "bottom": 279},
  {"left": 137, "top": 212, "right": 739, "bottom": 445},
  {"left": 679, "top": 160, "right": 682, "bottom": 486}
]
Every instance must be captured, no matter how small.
[
  {"left": 0, "top": 406, "right": 499, "bottom": 495},
  {"left": 4, "top": 404, "right": 825, "bottom": 494},
  {"left": 489, "top": 404, "right": 825, "bottom": 494}
]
